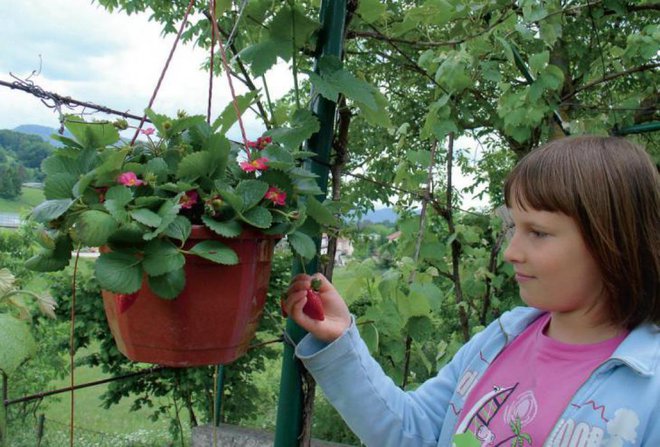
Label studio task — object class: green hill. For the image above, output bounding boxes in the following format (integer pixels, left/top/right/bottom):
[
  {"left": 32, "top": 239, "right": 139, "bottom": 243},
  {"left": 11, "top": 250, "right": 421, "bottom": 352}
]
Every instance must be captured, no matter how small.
[{"left": 0, "top": 186, "right": 44, "bottom": 213}]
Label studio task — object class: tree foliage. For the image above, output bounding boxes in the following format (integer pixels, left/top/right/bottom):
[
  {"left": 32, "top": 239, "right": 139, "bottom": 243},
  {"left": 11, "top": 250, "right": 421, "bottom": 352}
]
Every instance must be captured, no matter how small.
[
  {"left": 82, "top": 0, "right": 658, "bottom": 442},
  {"left": 48, "top": 250, "right": 290, "bottom": 440},
  {"left": 0, "top": 130, "right": 54, "bottom": 189}
]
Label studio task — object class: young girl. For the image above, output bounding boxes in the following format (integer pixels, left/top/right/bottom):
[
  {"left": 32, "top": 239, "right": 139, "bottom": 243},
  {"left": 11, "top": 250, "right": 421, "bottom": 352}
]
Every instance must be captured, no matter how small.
[{"left": 284, "top": 136, "right": 659, "bottom": 446}]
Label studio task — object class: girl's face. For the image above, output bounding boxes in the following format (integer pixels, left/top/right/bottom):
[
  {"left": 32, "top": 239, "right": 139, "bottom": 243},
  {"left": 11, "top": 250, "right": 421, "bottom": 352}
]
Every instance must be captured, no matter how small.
[{"left": 503, "top": 203, "right": 606, "bottom": 320}]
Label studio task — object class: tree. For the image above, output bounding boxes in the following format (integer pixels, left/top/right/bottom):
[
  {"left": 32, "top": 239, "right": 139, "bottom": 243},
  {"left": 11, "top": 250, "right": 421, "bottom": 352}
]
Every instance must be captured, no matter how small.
[
  {"left": 0, "top": 130, "right": 54, "bottom": 170},
  {"left": 78, "top": 0, "right": 659, "bottom": 442},
  {"left": 0, "top": 163, "right": 23, "bottom": 200}
]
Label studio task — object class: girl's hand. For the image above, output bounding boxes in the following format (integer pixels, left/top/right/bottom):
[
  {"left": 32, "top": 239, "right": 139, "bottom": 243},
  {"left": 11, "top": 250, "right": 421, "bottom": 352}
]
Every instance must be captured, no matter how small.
[{"left": 283, "top": 273, "right": 351, "bottom": 343}]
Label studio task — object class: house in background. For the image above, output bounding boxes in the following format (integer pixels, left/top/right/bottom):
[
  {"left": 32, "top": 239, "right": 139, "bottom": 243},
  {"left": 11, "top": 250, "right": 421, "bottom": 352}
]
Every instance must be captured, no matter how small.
[{"left": 320, "top": 234, "right": 354, "bottom": 267}]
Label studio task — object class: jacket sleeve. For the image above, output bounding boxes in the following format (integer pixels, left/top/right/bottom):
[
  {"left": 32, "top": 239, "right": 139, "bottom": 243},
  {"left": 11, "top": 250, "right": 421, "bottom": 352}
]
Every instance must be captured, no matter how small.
[{"left": 295, "top": 319, "right": 468, "bottom": 447}]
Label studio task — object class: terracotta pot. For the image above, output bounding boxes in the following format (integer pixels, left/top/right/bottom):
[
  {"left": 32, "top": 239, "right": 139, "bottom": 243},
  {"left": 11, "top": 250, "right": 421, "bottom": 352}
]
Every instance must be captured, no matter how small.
[{"left": 101, "top": 226, "right": 280, "bottom": 367}]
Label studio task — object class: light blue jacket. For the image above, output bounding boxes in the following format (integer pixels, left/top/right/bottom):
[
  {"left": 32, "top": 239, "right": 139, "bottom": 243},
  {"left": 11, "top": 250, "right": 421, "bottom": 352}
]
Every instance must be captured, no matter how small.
[{"left": 296, "top": 307, "right": 660, "bottom": 446}]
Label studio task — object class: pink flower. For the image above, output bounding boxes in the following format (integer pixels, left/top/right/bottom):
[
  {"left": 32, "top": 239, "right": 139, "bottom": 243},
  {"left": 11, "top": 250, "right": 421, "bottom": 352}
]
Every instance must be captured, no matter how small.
[
  {"left": 239, "top": 157, "right": 269, "bottom": 172},
  {"left": 179, "top": 190, "right": 199, "bottom": 209},
  {"left": 117, "top": 171, "right": 144, "bottom": 186},
  {"left": 264, "top": 186, "right": 286, "bottom": 206},
  {"left": 247, "top": 136, "right": 272, "bottom": 150},
  {"left": 141, "top": 127, "right": 155, "bottom": 136}
]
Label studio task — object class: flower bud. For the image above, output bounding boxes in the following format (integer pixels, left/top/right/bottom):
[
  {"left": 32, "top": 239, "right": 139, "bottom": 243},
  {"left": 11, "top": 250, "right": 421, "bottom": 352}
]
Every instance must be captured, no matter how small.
[
  {"left": 211, "top": 198, "right": 224, "bottom": 210},
  {"left": 113, "top": 119, "right": 129, "bottom": 130}
]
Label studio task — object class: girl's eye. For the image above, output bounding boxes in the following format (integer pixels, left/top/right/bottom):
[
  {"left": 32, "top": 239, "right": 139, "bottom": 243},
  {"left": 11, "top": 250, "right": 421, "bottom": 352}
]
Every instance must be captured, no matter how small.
[{"left": 530, "top": 230, "right": 548, "bottom": 238}]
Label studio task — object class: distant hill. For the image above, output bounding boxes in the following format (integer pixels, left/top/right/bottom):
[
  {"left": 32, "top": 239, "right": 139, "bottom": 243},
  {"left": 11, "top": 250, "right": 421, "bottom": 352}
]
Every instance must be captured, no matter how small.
[
  {"left": 13, "top": 124, "right": 71, "bottom": 147},
  {"left": 361, "top": 208, "right": 399, "bottom": 224}
]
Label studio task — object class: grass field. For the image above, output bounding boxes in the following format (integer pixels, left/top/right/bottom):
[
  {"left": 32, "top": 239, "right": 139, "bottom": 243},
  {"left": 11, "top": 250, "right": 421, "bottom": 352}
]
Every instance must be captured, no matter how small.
[
  {"left": 10, "top": 348, "right": 190, "bottom": 447},
  {"left": 1, "top": 192, "right": 370, "bottom": 445},
  {"left": 0, "top": 186, "right": 45, "bottom": 213}
]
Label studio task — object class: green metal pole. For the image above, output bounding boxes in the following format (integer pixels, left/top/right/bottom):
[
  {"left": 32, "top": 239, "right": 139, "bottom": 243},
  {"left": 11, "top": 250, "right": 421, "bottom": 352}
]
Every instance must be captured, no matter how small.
[
  {"left": 273, "top": 1, "right": 346, "bottom": 446},
  {"left": 1, "top": 373, "right": 8, "bottom": 447},
  {"left": 213, "top": 365, "right": 224, "bottom": 426},
  {"left": 613, "top": 121, "right": 660, "bottom": 136}
]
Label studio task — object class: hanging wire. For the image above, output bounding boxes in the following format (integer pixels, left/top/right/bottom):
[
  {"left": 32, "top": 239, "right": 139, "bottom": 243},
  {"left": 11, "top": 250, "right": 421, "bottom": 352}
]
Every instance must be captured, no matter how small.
[
  {"left": 67, "top": 246, "right": 82, "bottom": 447},
  {"left": 130, "top": 0, "right": 197, "bottom": 145},
  {"left": 208, "top": 2, "right": 251, "bottom": 157}
]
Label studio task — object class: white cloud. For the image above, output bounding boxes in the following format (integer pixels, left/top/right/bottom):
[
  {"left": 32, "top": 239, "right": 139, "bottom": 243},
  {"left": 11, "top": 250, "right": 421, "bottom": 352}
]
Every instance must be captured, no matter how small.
[{"left": 0, "top": 0, "right": 291, "bottom": 138}]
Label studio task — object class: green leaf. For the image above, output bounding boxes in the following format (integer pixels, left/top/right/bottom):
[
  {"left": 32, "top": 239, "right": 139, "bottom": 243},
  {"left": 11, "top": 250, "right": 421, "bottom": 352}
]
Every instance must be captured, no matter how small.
[
  {"left": 529, "top": 50, "right": 549, "bottom": 76},
  {"left": 147, "top": 268, "right": 185, "bottom": 300},
  {"left": 202, "top": 215, "right": 243, "bottom": 238},
  {"left": 50, "top": 134, "right": 83, "bottom": 149},
  {"left": 105, "top": 185, "right": 133, "bottom": 204},
  {"left": 435, "top": 53, "right": 471, "bottom": 93},
  {"left": 292, "top": 177, "right": 323, "bottom": 196},
  {"left": 189, "top": 241, "right": 238, "bottom": 265},
  {"left": 357, "top": 88, "right": 392, "bottom": 128},
  {"left": 307, "top": 71, "right": 340, "bottom": 102},
  {"left": 177, "top": 151, "right": 210, "bottom": 180},
  {"left": 144, "top": 109, "right": 171, "bottom": 135},
  {"left": 306, "top": 197, "right": 338, "bottom": 226},
  {"left": 95, "top": 252, "right": 143, "bottom": 294},
  {"left": 270, "top": 4, "right": 320, "bottom": 48},
  {"left": 269, "top": 109, "right": 320, "bottom": 150},
  {"left": 239, "top": 39, "right": 288, "bottom": 77},
  {"left": 143, "top": 239, "right": 185, "bottom": 276},
  {"left": 406, "top": 315, "right": 434, "bottom": 342},
  {"left": 75, "top": 210, "right": 117, "bottom": 246},
  {"left": 145, "top": 157, "right": 170, "bottom": 180},
  {"left": 30, "top": 199, "right": 73, "bottom": 223},
  {"left": 358, "top": 320, "right": 379, "bottom": 353},
  {"left": 356, "top": 0, "right": 386, "bottom": 23},
  {"left": 44, "top": 173, "right": 77, "bottom": 199},
  {"left": 453, "top": 433, "right": 481, "bottom": 447},
  {"left": 63, "top": 115, "right": 120, "bottom": 148},
  {"left": 163, "top": 216, "right": 192, "bottom": 242},
  {"left": 205, "top": 133, "right": 232, "bottom": 179},
  {"left": 25, "top": 236, "right": 73, "bottom": 272},
  {"left": 397, "top": 286, "right": 431, "bottom": 320},
  {"left": 143, "top": 200, "right": 182, "bottom": 241},
  {"left": 241, "top": 206, "right": 272, "bottom": 229},
  {"left": 236, "top": 179, "right": 269, "bottom": 210},
  {"left": 287, "top": 231, "right": 316, "bottom": 259},
  {"left": 212, "top": 92, "right": 257, "bottom": 134},
  {"left": 0, "top": 314, "right": 36, "bottom": 375},
  {"left": 95, "top": 147, "right": 129, "bottom": 176},
  {"left": 216, "top": 186, "right": 244, "bottom": 212},
  {"left": 130, "top": 209, "right": 162, "bottom": 228},
  {"left": 71, "top": 171, "right": 96, "bottom": 198}
]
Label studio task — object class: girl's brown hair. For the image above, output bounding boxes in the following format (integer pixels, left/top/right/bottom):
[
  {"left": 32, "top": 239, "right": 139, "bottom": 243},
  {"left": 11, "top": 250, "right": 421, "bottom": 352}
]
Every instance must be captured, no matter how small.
[{"left": 504, "top": 135, "right": 659, "bottom": 329}]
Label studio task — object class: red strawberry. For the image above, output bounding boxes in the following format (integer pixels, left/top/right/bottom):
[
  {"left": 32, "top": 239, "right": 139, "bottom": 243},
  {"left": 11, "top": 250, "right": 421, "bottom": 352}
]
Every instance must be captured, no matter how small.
[
  {"left": 115, "top": 292, "right": 139, "bottom": 314},
  {"left": 303, "top": 278, "right": 325, "bottom": 321}
]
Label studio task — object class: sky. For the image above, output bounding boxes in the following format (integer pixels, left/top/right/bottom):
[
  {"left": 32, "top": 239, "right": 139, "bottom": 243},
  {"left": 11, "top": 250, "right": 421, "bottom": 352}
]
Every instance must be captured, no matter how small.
[
  {"left": 0, "top": 0, "right": 488, "bottom": 209},
  {"left": 0, "top": 0, "right": 292, "bottom": 139}
]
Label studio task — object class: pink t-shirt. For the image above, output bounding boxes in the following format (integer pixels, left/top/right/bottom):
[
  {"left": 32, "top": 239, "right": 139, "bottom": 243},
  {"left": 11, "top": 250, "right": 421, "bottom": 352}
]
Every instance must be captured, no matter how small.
[{"left": 454, "top": 313, "right": 627, "bottom": 445}]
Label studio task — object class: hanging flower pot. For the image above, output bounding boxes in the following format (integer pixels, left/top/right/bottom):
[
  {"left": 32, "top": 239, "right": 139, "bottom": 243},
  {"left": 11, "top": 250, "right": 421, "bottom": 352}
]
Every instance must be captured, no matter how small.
[
  {"left": 101, "top": 226, "right": 281, "bottom": 366},
  {"left": 25, "top": 112, "right": 336, "bottom": 366}
]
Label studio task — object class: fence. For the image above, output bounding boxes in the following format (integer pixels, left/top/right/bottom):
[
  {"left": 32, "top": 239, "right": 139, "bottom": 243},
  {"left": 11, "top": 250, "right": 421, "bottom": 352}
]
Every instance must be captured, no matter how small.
[{"left": 0, "top": 213, "right": 21, "bottom": 229}]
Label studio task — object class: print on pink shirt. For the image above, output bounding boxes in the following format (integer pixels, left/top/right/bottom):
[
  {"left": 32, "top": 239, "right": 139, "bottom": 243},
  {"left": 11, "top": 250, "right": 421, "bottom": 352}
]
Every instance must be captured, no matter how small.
[{"left": 455, "top": 384, "right": 518, "bottom": 437}]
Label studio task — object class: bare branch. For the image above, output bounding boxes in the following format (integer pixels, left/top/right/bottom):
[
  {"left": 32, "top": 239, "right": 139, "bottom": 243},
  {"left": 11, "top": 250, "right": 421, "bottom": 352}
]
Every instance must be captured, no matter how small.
[{"left": 562, "top": 63, "right": 660, "bottom": 101}]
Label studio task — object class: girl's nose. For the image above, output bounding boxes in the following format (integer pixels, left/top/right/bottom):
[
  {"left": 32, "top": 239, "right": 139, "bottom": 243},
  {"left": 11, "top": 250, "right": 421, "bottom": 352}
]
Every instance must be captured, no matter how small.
[{"left": 503, "top": 230, "right": 523, "bottom": 264}]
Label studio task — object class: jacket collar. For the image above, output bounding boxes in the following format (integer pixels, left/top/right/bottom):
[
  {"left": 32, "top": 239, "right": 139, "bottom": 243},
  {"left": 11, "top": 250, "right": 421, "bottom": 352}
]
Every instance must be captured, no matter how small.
[
  {"left": 611, "top": 323, "right": 660, "bottom": 377},
  {"left": 498, "top": 307, "right": 660, "bottom": 377}
]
